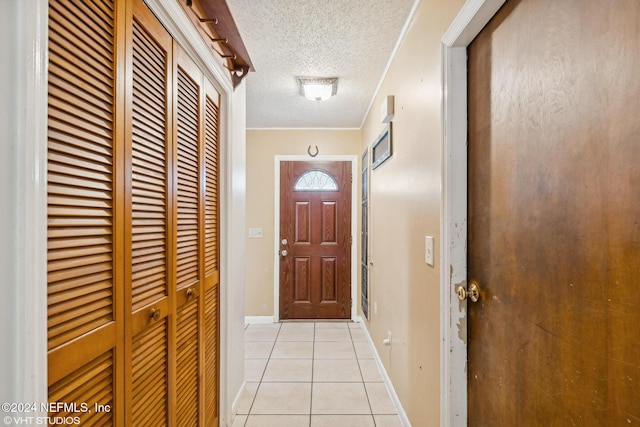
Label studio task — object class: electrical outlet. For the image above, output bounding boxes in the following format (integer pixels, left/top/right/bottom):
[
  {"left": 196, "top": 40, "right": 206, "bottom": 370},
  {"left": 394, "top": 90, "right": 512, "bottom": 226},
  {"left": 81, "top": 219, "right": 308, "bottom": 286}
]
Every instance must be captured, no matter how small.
[{"left": 383, "top": 330, "right": 392, "bottom": 346}]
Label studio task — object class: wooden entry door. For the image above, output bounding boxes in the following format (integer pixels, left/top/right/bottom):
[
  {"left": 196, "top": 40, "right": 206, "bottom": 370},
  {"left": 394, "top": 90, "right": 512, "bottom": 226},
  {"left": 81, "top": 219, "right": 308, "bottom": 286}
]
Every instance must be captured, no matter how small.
[
  {"left": 279, "top": 161, "right": 352, "bottom": 319},
  {"left": 467, "top": 0, "right": 640, "bottom": 425}
]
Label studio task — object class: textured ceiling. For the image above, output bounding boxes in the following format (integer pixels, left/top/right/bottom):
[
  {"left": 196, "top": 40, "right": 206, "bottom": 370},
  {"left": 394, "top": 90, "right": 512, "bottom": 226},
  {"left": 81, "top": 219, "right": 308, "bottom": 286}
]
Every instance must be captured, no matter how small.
[{"left": 226, "top": 0, "right": 417, "bottom": 128}]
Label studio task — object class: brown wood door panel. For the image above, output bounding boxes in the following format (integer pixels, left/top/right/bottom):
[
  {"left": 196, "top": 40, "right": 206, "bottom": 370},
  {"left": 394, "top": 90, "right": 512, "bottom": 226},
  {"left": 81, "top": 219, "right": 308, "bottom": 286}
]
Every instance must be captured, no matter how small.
[
  {"left": 174, "top": 43, "right": 204, "bottom": 426},
  {"left": 131, "top": 317, "right": 169, "bottom": 426},
  {"left": 128, "top": 1, "right": 173, "bottom": 423},
  {"left": 280, "top": 161, "right": 351, "bottom": 319},
  {"left": 47, "top": 0, "right": 116, "bottom": 351},
  {"left": 467, "top": 0, "right": 640, "bottom": 425},
  {"left": 203, "top": 81, "right": 221, "bottom": 426},
  {"left": 49, "top": 349, "right": 115, "bottom": 425},
  {"left": 47, "top": 0, "right": 119, "bottom": 423},
  {"left": 176, "top": 299, "right": 200, "bottom": 426}
]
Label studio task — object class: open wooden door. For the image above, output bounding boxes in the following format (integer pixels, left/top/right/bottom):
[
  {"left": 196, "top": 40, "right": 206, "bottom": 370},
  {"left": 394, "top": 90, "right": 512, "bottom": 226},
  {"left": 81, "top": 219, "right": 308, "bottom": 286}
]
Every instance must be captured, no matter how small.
[
  {"left": 467, "top": 0, "right": 640, "bottom": 425},
  {"left": 279, "top": 161, "right": 352, "bottom": 320}
]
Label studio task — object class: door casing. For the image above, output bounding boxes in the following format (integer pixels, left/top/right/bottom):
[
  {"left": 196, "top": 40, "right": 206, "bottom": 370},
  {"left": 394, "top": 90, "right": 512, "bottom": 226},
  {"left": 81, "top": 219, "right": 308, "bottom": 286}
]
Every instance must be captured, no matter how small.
[
  {"left": 440, "top": 1, "right": 506, "bottom": 426},
  {"left": 274, "top": 155, "right": 358, "bottom": 322}
]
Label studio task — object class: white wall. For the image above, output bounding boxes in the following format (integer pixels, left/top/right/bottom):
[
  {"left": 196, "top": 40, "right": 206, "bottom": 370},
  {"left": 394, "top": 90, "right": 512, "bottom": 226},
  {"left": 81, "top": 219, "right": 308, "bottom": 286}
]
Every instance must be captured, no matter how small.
[
  {"left": 358, "top": 0, "right": 466, "bottom": 424},
  {"left": 0, "top": 0, "right": 49, "bottom": 411},
  {"left": 222, "top": 81, "right": 248, "bottom": 425},
  {"left": 244, "top": 129, "right": 361, "bottom": 319}
]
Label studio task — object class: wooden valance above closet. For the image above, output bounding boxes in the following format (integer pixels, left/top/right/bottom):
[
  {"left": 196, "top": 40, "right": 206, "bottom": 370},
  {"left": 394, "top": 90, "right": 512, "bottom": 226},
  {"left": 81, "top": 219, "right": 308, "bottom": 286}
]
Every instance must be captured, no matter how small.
[{"left": 180, "top": 0, "right": 254, "bottom": 87}]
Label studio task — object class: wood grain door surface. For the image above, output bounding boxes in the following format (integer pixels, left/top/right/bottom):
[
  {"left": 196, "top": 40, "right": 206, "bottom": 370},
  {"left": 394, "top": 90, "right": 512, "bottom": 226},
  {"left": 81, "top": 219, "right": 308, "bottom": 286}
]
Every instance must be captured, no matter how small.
[
  {"left": 280, "top": 161, "right": 352, "bottom": 319},
  {"left": 467, "top": 0, "right": 640, "bottom": 425}
]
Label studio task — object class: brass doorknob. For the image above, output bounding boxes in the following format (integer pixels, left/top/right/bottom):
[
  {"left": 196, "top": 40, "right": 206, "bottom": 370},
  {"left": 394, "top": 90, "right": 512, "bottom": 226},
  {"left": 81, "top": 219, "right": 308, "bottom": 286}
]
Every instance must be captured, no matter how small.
[
  {"left": 456, "top": 280, "right": 481, "bottom": 303},
  {"left": 150, "top": 308, "right": 161, "bottom": 321}
]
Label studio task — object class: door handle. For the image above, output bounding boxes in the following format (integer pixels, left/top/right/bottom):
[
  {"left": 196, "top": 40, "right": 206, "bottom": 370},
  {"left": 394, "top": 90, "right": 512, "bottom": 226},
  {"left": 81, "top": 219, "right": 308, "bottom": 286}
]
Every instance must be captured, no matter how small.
[
  {"left": 280, "top": 249, "right": 288, "bottom": 257},
  {"left": 456, "top": 280, "right": 481, "bottom": 302}
]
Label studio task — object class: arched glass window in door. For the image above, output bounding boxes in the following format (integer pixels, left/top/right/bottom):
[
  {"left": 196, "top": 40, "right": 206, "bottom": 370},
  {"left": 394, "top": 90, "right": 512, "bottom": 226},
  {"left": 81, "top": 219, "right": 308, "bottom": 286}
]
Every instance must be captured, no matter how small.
[{"left": 293, "top": 169, "right": 338, "bottom": 191}]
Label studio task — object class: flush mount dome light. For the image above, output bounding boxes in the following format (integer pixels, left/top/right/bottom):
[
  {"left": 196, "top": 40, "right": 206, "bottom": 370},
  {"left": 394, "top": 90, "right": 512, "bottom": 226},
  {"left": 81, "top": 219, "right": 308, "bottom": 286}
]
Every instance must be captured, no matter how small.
[{"left": 297, "top": 77, "right": 338, "bottom": 101}]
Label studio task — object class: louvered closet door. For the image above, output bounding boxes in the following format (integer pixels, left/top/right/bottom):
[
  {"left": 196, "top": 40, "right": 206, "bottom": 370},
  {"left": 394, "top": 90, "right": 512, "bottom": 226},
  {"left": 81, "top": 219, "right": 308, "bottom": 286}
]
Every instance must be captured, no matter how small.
[
  {"left": 175, "top": 45, "right": 203, "bottom": 426},
  {"left": 203, "top": 78, "right": 221, "bottom": 426},
  {"left": 47, "top": 0, "right": 120, "bottom": 424},
  {"left": 128, "top": 0, "right": 173, "bottom": 424}
]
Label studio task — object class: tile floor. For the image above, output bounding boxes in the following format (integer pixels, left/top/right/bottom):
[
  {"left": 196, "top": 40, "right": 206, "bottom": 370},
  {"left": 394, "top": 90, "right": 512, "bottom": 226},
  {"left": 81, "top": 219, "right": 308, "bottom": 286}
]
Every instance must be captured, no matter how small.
[{"left": 232, "top": 321, "right": 404, "bottom": 427}]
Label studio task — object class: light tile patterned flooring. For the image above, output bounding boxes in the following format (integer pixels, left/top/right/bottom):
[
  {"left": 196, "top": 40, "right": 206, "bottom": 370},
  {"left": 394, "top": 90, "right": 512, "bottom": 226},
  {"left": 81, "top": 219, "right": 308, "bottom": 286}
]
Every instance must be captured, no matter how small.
[{"left": 232, "top": 322, "right": 403, "bottom": 427}]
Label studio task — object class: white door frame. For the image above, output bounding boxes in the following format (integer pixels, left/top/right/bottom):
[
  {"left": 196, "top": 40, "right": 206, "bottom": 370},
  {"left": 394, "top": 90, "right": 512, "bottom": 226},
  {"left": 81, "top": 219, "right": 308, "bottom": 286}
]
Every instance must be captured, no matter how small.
[
  {"left": 440, "top": 1, "right": 506, "bottom": 426},
  {"left": 274, "top": 155, "right": 359, "bottom": 322},
  {"left": 0, "top": 0, "right": 49, "bottom": 409}
]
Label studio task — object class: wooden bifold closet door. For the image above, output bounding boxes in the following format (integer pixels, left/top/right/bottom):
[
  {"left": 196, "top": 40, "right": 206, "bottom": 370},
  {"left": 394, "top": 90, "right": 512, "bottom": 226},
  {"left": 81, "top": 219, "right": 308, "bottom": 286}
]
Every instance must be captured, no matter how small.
[{"left": 47, "top": 0, "right": 220, "bottom": 425}]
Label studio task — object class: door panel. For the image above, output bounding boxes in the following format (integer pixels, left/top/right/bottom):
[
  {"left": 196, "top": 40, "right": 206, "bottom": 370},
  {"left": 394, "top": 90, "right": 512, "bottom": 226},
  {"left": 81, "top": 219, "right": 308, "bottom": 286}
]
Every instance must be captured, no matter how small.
[
  {"left": 176, "top": 68, "right": 201, "bottom": 291},
  {"left": 174, "top": 45, "right": 204, "bottom": 426},
  {"left": 176, "top": 299, "right": 200, "bottom": 426},
  {"left": 130, "top": 13, "right": 170, "bottom": 313},
  {"left": 47, "top": 0, "right": 116, "bottom": 351},
  {"left": 280, "top": 161, "right": 351, "bottom": 319},
  {"left": 47, "top": 0, "right": 118, "bottom": 423},
  {"left": 49, "top": 349, "right": 114, "bottom": 425},
  {"left": 467, "top": 0, "right": 640, "bottom": 425},
  {"left": 128, "top": 1, "right": 173, "bottom": 423},
  {"left": 131, "top": 318, "right": 168, "bottom": 426},
  {"left": 203, "top": 81, "right": 221, "bottom": 426}
]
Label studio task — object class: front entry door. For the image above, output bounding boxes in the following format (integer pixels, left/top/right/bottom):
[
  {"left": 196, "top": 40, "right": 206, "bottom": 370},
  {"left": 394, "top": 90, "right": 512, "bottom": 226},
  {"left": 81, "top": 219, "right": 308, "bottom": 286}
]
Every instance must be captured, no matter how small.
[
  {"left": 467, "top": 0, "right": 640, "bottom": 425},
  {"left": 279, "top": 161, "right": 352, "bottom": 319}
]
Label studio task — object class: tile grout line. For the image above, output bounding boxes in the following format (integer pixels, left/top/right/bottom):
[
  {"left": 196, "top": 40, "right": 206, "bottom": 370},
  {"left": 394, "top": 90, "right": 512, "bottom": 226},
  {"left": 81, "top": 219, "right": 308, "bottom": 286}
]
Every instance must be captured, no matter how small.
[
  {"left": 351, "top": 325, "right": 379, "bottom": 425},
  {"left": 243, "top": 322, "right": 398, "bottom": 426},
  {"left": 244, "top": 322, "right": 282, "bottom": 425},
  {"left": 309, "top": 322, "right": 316, "bottom": 427}
]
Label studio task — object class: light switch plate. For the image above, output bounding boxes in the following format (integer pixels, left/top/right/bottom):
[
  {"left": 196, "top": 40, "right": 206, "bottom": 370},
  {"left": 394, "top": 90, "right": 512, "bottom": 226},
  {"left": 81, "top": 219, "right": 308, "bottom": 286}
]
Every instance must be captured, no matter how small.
[
  {"left": 248, "top": 228, "right": 263, "bottom": 239},
  {"left": 425, "top": 236, "right": 434, "bottom": 266}
]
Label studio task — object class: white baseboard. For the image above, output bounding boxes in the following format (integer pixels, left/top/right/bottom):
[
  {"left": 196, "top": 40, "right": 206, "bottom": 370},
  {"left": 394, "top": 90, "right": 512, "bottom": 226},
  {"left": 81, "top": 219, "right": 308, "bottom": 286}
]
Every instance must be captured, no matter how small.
[
  {"left": 358, "top": 316, "right": 411, "bottom": 427},
  {"left": 244, "top": 315, "right": 275, "bottom": 324},
  {"left": 228, "top": 380, "right": 246, "bottom": 427}
]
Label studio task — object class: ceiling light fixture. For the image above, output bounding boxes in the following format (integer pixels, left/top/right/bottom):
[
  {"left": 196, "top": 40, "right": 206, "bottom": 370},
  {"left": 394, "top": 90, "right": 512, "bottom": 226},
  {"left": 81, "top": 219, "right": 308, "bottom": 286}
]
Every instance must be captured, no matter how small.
[{"left": 297, "top": 77, "right": 338, "bottom": 102}]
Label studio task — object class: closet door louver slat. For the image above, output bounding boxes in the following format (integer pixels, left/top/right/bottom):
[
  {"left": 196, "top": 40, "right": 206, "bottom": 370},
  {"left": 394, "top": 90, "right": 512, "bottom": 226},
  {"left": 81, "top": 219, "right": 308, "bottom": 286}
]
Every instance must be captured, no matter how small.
[
  {"left": 131, "top": 16, "right": 169, "bottom": 312},
  {"left": 204, "top": 94, "right": 220, "bottom": 281},
  {"left": 176, "top": 67, "right": 201, "bottom": 291}
]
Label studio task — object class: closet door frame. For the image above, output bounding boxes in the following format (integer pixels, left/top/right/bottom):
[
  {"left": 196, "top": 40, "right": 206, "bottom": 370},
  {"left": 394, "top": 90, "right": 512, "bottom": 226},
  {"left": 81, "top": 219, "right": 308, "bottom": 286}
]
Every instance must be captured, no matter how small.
[{"left": 0, "top": 0, "right": 49, "bottom": 408}]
